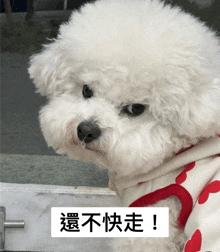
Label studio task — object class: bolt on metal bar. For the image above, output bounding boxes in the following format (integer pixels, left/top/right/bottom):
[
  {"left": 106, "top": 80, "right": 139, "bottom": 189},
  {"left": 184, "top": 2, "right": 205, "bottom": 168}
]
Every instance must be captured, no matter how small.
[{"left": 4, "top": 220, "right": 25, "bottom": 228}]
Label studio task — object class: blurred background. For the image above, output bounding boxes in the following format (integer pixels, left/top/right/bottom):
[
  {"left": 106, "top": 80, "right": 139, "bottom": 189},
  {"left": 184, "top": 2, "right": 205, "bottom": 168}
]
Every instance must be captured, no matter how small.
[{"left": 0, "top": 0, "right": 220, "bottom": 188}]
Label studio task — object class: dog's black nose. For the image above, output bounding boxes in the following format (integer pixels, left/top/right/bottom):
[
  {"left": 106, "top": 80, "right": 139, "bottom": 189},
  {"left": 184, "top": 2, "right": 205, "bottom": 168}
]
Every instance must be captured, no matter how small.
[{"left": 77, "top": 121, "right": 101, "bottom": 144}]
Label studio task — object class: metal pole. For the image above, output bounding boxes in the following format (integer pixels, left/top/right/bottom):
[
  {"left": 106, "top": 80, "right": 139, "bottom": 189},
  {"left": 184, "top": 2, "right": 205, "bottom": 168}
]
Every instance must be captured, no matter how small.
[{"left": 64, "top": 0, "right": 67, "bottom": 10}]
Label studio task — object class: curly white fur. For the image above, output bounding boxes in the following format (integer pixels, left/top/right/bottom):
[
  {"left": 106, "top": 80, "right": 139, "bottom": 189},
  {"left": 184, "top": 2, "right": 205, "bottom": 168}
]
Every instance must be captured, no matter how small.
[{"left": 29, "top": 0, "right": 220, "bottom": 251}]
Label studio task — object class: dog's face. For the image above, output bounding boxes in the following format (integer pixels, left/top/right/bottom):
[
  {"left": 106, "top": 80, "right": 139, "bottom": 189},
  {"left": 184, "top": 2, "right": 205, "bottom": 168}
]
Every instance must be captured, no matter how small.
[
  {"left": 29, "top": 0, "right": 220, "bottom": 177},
  {"left": 36, "top": 65, "right": 176, "bottom": 175},
  {"left": 37, "top": 66, "right": 178, "bottom": 176}
]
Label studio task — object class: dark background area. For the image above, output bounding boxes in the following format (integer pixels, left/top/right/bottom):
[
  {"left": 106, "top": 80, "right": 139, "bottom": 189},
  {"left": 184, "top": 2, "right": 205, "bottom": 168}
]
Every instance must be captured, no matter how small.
[
  {"left": 1, "top": 0, "right": 219, "bottom": 35},
  {"left": 0, "top": 0, "right": 95, "bottom": 12}
]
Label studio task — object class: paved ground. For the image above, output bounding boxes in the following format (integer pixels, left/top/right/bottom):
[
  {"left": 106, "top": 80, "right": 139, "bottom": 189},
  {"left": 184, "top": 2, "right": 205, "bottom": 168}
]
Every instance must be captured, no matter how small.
[{"left": 0, "top": 52, "right": 109, "bottom": 187}]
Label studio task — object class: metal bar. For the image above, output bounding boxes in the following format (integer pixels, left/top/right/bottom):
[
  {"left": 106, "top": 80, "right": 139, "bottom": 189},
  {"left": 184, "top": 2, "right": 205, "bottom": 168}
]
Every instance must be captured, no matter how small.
[{"left": 4, "top": 220, "right": 25, "bottom": 228}]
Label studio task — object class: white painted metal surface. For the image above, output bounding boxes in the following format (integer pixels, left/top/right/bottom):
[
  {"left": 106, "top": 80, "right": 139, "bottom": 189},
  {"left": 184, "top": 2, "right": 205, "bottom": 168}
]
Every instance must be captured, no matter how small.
[{"left": 0, "top": 183, "right": 120, "bottom": 251}]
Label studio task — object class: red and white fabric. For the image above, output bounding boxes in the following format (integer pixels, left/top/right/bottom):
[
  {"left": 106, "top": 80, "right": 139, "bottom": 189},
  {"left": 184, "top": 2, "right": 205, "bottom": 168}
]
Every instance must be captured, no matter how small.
[{"left": 110, "top": 135, "right": 220, "bottom": 251}]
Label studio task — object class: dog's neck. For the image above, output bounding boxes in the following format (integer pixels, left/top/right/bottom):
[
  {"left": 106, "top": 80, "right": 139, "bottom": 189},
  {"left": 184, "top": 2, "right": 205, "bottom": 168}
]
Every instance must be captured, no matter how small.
[{"left": 109, "top": 136, "right": 220, "bottom": 193}]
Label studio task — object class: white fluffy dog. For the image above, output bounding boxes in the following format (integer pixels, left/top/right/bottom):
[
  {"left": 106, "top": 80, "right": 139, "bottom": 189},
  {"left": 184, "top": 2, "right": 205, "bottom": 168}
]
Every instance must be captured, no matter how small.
[{"left": 29, "top": 0, "right": 220, "bottom": 251}]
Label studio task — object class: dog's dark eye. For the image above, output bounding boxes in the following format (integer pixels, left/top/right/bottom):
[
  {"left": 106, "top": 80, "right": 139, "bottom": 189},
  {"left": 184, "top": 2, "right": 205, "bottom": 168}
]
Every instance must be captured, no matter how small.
[
  {"left": 82, "top": 85, "right": 93, "bottom": 99},
  {"left": 122, "top": 104, "right": 146, "bottom": 116}
]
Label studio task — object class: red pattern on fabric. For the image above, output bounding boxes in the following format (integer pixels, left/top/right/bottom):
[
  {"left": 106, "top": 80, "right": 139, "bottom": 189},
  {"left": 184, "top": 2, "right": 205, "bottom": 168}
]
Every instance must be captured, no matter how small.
[
  {"left": 175, "top": 162, "right": 196, "bottom": 185},
  {"left": 184, "top": 229, "right": 202, "bottom": 252},
  {"left": 129, "top": 184, "right": 193, "bottom": 228},
  {"left": 198, "top": 180, "right": 220, "bottom": 204}
]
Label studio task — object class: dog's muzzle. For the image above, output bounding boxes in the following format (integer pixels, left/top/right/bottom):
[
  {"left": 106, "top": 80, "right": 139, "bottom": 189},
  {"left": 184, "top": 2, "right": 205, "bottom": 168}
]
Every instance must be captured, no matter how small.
[{"left": 77, "top": 120, "right": 101, "bottom": 144}]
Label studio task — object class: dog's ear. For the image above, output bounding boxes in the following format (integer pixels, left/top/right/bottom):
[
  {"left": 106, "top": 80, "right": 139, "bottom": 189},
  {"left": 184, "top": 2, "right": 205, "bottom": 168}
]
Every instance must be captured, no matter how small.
[
  {"left": 185, "top": 78, "right": 220, "bottom": 138},
  {"left": 29, "top": 43, "right": 55, "bottom": 97},
  {"left": 150, "top": 60, "right": 220, "bottom": 139},
  {"left": 28, "top": 41, "right": 74, "bottom": 98},
  {"left": 163, "top": 77, "right": 220, "bottom": 139}
]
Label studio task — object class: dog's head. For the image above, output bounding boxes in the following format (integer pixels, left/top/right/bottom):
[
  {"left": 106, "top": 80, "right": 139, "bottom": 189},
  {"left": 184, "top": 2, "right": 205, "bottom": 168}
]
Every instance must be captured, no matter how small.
[{"left": 29, "top": 0, "right": 220, "bottom": 177}]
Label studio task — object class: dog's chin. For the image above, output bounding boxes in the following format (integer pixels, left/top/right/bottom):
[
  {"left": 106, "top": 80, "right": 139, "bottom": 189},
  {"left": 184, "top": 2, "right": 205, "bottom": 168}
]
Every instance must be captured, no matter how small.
[
  {"left": 74, "top": 139, "right": 105, "bottom": 155},
  {"left": 62, "top": 143, "right": 110, "bottom": 170},
  {"left": 66, "top": 140, "right": 106, "bottom": 159},
  {"left": 85, "top": 145, "right": 104, "bottom": 155}
]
